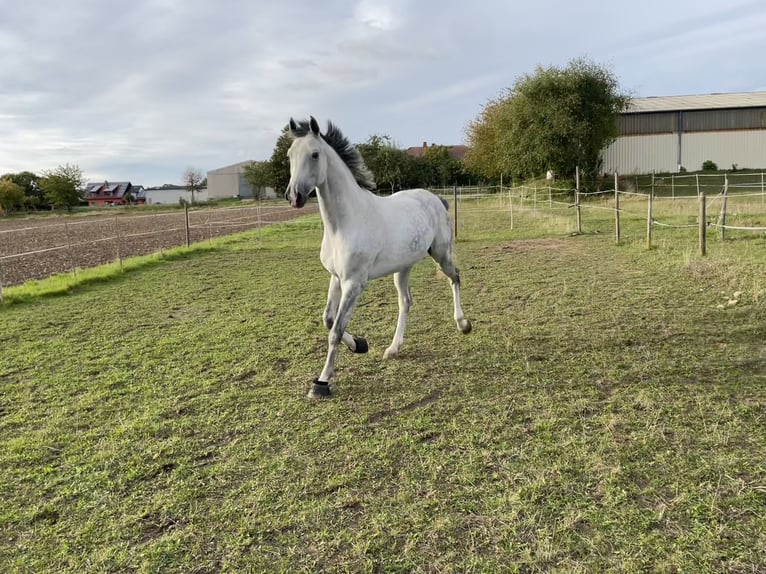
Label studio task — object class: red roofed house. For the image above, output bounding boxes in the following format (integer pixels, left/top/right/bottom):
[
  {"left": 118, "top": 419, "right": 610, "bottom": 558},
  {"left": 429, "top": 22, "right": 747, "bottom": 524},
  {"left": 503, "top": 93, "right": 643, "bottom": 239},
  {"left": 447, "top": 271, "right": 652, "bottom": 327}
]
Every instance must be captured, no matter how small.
[{"left": 85, "top": 181, "right": 146, "bottom": 206}]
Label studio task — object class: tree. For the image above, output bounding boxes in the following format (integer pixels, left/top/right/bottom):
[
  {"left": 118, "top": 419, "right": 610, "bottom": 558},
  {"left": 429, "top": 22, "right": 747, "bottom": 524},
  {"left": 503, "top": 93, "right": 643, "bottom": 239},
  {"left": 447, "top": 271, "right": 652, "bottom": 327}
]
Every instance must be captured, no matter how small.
[
  {"left": 268, "top": 125, "right": 293, "bottom": 196},
  {"left": 422, "top": 145, "right": 464, "bottom": 187},
  {"left": 0, "top": 178, "right": 27, "bottom": 214},
  {"left": 465, "top": 58, "right": 630, "bottom": 188},
  {"left": 1, "top": 171, "right": 44, "bottom": 209},
  {"left": 39, "top": 164, "right": 86, "bottom": 211},
  {"left": 242, "top": 160, "right": 273, "bottom": 199},
  {"left": 356, "top": 134, "right": 413, "bottom": 193},
  {"left": 182, "top": 167, "right": 204, "bottom": 204}
]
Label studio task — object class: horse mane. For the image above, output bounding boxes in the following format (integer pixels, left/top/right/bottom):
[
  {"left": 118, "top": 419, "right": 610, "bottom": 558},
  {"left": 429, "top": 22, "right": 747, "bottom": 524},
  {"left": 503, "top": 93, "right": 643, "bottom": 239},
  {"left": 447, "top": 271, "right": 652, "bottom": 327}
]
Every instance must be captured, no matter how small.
[{"left": 290, "top": 120, "right": 376, "bottom": 191}]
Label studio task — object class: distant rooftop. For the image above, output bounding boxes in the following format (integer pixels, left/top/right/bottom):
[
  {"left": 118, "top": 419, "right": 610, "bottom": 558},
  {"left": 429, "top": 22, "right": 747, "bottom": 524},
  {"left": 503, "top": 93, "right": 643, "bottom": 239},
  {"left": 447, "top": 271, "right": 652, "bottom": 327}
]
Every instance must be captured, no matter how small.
[
  {"left": 628, "top": 91, "right": 766, "bottom": 113},
  {"left": 405, "top": 143, "right": 468, "bottom": 161}
]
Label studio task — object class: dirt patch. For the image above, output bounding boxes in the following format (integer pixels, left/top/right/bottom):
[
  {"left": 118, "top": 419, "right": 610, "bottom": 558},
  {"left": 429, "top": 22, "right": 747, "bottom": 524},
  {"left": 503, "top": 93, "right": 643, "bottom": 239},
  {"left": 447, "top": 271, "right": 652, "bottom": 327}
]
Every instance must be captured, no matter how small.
[
  {"left": 492, "top": 238, "right": 570, "bottom": 253},
  {"left": 0, "top": 203, "right": 318, "bottom": 286}
]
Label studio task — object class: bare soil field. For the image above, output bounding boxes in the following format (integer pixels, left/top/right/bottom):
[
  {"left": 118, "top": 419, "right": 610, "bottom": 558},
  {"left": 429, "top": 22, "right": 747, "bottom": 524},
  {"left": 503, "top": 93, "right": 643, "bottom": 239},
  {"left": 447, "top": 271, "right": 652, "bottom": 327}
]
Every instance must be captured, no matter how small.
[{"left": 0, "top": 203, "right": 318, "bottom": 286}]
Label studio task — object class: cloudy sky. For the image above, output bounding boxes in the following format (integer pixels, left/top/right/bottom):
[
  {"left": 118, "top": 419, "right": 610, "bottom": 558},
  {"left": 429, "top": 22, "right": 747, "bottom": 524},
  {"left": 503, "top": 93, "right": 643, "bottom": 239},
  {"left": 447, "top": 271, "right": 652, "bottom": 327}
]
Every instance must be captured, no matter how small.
[{"left": 2, "top": 0, "right": 765, "bottom": 187}]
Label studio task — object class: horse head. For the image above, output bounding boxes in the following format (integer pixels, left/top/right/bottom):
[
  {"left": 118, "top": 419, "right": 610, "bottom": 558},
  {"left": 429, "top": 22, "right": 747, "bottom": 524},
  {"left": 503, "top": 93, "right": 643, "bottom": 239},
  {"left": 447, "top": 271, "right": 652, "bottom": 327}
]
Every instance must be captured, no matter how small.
[{"left": 285, "top": 116, "right": 325, "bottom": 208}]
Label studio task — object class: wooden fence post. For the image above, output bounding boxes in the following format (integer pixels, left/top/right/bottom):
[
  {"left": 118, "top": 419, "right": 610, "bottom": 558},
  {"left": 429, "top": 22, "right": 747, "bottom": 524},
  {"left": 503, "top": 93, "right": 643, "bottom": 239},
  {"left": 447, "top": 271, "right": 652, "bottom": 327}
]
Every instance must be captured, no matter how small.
[
  {"left": 696, "top": 173, "right": 700, "bottom": 197},
  {"left": 614, "top": 172, "right": 621, "bottom": 244},
  {"left": 718, "top": 174, "right": 729, "bottom": 240},
  {"left": 112, "top": 218, "right": 123, "bottom": 270},
  {"left": 671, "top": 173, "right": 675, "bottom": 200},
  {"left": 155, "top": 213, "right": 164, "bottom": 254},
  {"left": 646, "top": 183, "right": 654, "bottom": 250},
  {"left": 184, "top": 203, "right": 190, "bottom": 247},
  {"left": 575, "top": 166, "right": 582, "bottom": 234},
  {"left": 453, "top": 184, "right": 458, "bottom": 238},
  {"left": 699, "top": 190, "right": 706, "bottom": 256},
  {"left": 64, "top": 222, "right": 77, "bottom": 278},
  {"left": 257, "top": 199, "right": 262, "bottom": 248},
  {"left": 509, "top": 185, "right": 514, "bottom": 230}
]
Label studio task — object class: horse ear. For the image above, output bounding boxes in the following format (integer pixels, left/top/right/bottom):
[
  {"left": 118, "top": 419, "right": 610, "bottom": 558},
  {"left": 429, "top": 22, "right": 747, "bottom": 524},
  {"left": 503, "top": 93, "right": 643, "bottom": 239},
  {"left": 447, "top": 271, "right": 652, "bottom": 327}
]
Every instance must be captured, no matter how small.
[
  {"left": 309, "top": 116, "right": 320, "bottom": 136},
  {"left": 289, "top": 118, "right": 298, "bottom": 134}
]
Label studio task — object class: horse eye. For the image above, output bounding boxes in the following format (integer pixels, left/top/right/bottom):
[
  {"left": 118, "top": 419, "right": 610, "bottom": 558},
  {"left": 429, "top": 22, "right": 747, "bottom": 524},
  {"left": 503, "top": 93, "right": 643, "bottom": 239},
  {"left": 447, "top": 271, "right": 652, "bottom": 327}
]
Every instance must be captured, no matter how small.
[{"left": 311, "top": 151, "right": 319, "bottom": 159}]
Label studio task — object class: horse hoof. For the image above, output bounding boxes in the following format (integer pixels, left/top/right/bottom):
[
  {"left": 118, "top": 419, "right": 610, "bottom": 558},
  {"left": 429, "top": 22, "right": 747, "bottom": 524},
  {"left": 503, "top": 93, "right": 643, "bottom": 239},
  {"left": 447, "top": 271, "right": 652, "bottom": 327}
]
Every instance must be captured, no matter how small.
[
  {"left": 383, "top": 347, "right": 398, "bottom": 360},
  {"left": 307, "top": 380, "right": 332, "bottom": 399},
  {"left": 353, "top": 337, "right": 369, "bottom": 354},
  {"left": 458, "top": 319, "right": 472, "bottom": 334}
]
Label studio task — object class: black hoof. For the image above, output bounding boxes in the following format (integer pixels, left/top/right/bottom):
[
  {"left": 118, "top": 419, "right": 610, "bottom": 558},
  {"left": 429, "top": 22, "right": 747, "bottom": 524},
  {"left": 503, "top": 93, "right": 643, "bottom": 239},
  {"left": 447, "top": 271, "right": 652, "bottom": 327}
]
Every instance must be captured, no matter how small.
[
  {"left": 353, "top": 337, "right": 369, "bottom": 354},
  {"left": 459, "top": 319, "right": 472, "bottom": 334},
  {"left": 307, "top": 380, "right": 332, "bottom": 399}
]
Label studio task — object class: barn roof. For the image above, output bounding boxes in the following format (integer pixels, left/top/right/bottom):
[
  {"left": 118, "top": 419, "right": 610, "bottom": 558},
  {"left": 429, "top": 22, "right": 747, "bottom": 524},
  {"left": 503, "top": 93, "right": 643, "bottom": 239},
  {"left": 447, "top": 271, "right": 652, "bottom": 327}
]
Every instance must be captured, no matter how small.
[{"left": 628, "top": 91, "right": 766, "bottom": 113}]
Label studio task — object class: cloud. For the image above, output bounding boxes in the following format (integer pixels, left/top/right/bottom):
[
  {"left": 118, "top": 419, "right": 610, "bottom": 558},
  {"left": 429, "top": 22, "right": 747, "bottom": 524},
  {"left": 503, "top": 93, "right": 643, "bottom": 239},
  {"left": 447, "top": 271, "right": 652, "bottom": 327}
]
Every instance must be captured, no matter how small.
[
  {"left": 385, "top": 74, "right": 504, "bottom": 113},
  {"left": 1, "top": 0, "right": 765, "bottom": 185}
]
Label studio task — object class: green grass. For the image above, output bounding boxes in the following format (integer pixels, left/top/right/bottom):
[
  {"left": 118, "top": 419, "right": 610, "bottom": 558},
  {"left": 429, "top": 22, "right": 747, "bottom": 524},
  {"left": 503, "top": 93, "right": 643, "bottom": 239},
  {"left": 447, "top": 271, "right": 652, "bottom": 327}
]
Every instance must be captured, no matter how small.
[{"left": 1, "top": 206, "right": 765, "bottom": 572}]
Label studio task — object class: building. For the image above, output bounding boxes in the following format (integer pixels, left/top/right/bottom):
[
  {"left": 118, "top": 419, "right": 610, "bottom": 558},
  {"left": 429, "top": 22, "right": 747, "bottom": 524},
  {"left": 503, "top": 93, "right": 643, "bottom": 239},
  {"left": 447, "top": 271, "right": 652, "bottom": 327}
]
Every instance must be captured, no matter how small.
[
  {"left": 144, "top": 184, "right": 208, "bottom": 205},
  {"left": 602, "top": 91, "right": 766, "bottom": 174},
  {"left": 405, "top": 142, "right": 468, "bottom": 161},
  {"left": 207, "top": 161, "right": 276, "bottom": 200},
  {"left": 85, "top": 181, "right": 146, "bottom": 206}
]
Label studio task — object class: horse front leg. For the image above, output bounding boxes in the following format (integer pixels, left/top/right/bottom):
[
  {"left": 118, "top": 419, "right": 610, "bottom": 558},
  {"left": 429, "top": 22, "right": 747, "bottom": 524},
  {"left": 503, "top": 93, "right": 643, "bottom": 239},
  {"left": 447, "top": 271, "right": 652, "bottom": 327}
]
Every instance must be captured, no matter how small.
[
  {"left": 310, "top": 279, "right": 365, "bottom": 398},
  {"left": 324, "top": 275, "right": 368, "bottom": 356}
]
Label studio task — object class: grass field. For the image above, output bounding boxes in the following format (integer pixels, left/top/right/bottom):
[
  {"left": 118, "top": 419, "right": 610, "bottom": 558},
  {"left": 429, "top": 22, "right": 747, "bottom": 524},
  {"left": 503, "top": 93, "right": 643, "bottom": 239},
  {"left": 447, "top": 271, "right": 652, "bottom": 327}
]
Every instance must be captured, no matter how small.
[{"left": 1, "top": 204, "right": 765, "bottom": 573}]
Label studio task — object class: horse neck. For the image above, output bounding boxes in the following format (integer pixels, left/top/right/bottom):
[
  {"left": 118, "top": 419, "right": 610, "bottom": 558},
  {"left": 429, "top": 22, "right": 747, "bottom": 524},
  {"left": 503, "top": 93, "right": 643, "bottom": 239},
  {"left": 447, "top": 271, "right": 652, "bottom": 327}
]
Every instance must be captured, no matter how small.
[{"left": 316, "top": 153, "right": 372, "bottom": 233}]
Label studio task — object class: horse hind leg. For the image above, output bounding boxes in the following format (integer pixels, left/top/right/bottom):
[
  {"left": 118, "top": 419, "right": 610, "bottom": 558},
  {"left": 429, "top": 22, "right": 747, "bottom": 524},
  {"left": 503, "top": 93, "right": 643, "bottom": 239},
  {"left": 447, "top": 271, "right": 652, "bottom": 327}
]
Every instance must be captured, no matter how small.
[
  {"left": 429, "top": 241, "right": 472, "bottom": 335},
  {"left": 384, "top": 268, "right": 412, "bottom": 359}
]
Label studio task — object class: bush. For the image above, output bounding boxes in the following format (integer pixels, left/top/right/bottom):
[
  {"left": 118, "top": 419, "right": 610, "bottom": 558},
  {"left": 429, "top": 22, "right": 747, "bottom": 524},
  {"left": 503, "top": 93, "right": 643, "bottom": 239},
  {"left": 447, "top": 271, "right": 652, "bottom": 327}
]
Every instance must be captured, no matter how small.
[{"left": 702, "top": 160, "right": 718, "bottom": 172}]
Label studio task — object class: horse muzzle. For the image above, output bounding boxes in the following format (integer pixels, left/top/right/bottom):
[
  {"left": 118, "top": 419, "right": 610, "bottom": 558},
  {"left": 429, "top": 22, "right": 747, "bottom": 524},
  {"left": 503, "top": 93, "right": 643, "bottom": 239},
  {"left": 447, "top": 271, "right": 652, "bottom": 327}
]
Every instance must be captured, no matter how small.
[{"left": 285, "top": 186, "right": 308, "bottom": 209}]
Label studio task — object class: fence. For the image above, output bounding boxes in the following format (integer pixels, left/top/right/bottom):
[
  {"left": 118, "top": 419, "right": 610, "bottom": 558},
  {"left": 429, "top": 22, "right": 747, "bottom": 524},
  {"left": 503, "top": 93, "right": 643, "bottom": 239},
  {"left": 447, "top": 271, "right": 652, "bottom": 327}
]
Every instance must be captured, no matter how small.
[
  {"left": 3, "top": 176, "right": 765, "bottom": 301},
  {"left": 430, "top": 171, "right": 766, "bottom": 252},
  {"left": 0, "top": 202, "right": 317, "bottom": 300}
]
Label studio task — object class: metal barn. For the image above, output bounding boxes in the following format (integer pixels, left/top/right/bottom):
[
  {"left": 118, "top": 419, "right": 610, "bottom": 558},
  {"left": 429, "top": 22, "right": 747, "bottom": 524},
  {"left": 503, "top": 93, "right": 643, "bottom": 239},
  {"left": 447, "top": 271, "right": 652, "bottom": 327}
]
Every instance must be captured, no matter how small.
[
  {"left": 207, "top": 161, "right": 276, "bottom": 200},
  {"left": 601, "top": 91, "right": 766, "bottom": 174}
]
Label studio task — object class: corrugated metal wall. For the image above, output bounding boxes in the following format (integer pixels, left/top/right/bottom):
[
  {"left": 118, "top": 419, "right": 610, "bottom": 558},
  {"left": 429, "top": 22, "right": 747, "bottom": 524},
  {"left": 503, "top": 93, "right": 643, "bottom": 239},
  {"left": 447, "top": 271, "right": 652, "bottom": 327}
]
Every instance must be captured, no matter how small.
[
  {"left": 602, "top": 130, "right": 766, "bottom": 174},
  {"left": 683, "top": 108, "right": 766, "bottom": 131},
  {"left": 682, "top": 131, "right": 766, "bottom": 171},
  {"left": 601, "top": 134, "right": 678, "bottom": 174},
  {"left": 207, "top": 170, "right": 243, "bottom": 199}
]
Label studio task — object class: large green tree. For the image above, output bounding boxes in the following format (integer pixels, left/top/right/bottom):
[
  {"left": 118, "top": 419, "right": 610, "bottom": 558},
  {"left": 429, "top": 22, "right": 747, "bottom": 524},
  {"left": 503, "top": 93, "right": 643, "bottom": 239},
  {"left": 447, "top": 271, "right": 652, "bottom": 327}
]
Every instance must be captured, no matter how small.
[
  {"left": 0, "top": 178, "right": 28, "bottom": 214},
  {"left": 1, "top": 171, "right": 44, "bottom": 208},
  {"left": 465, "top": 58, "right": 630, "bottom": 187},
  {"left": 269, "top": 126, "right": 293, "bottom": 196},
  {"left": 39, "top": 164, "right": 86, "bottom": 211},
  {"left": 422, "top": 145, "right": 465, "bottom": 187},
  {"left": 241, "top": 160, "right": 273, "bottom": 199},
  {"left": 357, "top": 134, "right": 415, "bottom": 193}
]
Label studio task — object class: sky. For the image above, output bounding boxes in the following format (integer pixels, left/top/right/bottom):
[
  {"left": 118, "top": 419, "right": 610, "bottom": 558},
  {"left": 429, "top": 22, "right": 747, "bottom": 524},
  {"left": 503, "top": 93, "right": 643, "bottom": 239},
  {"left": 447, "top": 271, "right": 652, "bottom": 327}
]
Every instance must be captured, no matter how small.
[{"left": 1, "top": 0, "right": 765, "bottom": 187}]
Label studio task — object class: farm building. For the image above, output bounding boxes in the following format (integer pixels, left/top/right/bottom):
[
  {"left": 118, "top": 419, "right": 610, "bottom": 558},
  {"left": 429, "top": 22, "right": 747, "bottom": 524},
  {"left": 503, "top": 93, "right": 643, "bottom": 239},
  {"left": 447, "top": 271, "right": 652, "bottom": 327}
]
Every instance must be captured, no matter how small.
[
  {"left": 85, "top": 181, "right": 146, "bottom": 206},
  {"left": 601, "top": 91, "right": 766, "bottom": 174},
  {"left": 207, "top": 161, "right": 276, "bottom": 200},
  {"left": 144, "top": 184, "right": 208, "bottom": 205}
]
